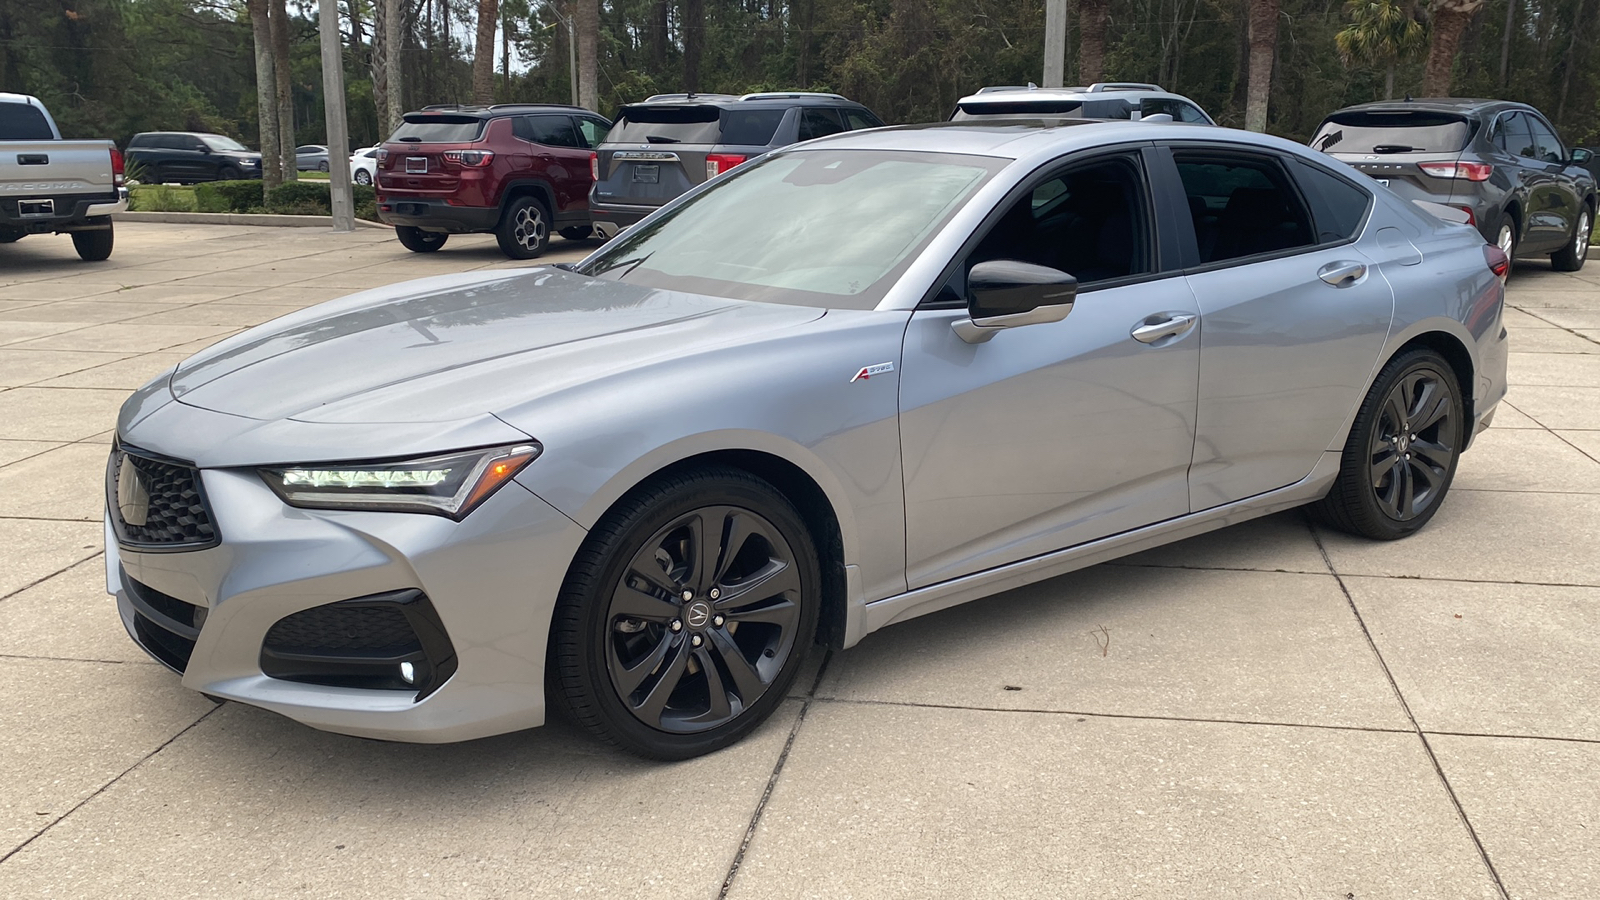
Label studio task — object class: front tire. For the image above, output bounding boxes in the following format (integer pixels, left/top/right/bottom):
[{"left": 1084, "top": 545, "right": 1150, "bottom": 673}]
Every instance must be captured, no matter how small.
[
  {"left": 394, "top": 225, "right": 447, "bottom": 252},
  {"left": 550, "top": 467, "right": 820, "bottom": 759},
  {"left": 353, "top": 168, "right": 372, "bottom": 185},
  {"left": 217, "top": 165, "right": 241, "bottom": 181},
  {"left": 318, "top": 160, "right": 330, "bottom": 173},
  {"left": 495, "top": 195, "right": 550, "bottom": 260},
  {"left": 71, "top": 224, "right": 114, "bottom": 261},
  {"left": 1552, "top": 207, "right": 1591, "bottom": 272},
  {"left": 1312, "top": 348, "right": 1463, "bottom": 540}
]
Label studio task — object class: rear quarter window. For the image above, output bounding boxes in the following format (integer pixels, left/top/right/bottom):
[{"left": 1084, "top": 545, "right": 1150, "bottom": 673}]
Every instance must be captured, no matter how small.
[
  {"left": 719, "top": 109, "right": 785, "bottom": 146},
  {"left": 391, "top": 116, "right": 485, "bottom": 143},
  {"left": 1291, "top": 159, "right": 1373, "bottom": 243},
  {"left": 1312, "top": 110, "right": 1471, "bottom": 153},
  {"left": 0, "top": 102, "right": 54, "bottom": 141}
]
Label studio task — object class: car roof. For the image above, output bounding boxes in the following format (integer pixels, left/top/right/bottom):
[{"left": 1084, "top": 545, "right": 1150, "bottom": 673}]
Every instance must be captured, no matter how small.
[
  {"left": 1323, "top": 98, "right": 1535, "bottom": 118},
  {"left": 409, "top": 103, "right": 595, "bottom": 120},
  {"left": 621, "top": 92, "right": 866, "bottom": 110},
  {"left": 791, "top": 118, "right": 1310, "bottom": 161},
  {"left": 955, "top": 82, "right": 1194, "bottom": 105}
]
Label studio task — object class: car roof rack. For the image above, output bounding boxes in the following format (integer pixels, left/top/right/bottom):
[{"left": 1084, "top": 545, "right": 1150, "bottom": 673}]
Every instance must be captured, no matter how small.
[
  {"left": 738, "top": 91, "right": 848, "bottom": 101},
  {"left": 1087, "top": 82, "right": 1163, "bottom": 92},
  {"left": 640, "top": 93, "right": 739, "bottom": 102}
]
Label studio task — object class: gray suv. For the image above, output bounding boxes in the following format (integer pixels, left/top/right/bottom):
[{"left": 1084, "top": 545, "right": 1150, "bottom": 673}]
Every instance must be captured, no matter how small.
[
  {"left": 950, "top": 83, "right": 1215, "bottom": 124},
  {"left": 588, "top": 92, "right": 884, "bottom": 237},
  {"left": 1313, "top": 99, "right": 1596, "bottom": 272}
]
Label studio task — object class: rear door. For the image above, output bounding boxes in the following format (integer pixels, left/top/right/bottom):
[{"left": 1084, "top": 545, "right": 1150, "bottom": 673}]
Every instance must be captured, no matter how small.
[
  {"left": 515, "top": 114, "right": 591, "bottom": 215},
  {"left": 1524, "top": 114, "right": 1581, "bottom": 250},
  {"left": 1166, "top": 145, "right": 1395, "bottom": 509}
]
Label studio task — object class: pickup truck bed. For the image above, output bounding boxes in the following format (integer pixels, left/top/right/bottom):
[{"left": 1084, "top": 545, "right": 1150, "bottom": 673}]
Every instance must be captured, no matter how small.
[{"left": 0, "top": 93, "right": 127, "bottom": 260}]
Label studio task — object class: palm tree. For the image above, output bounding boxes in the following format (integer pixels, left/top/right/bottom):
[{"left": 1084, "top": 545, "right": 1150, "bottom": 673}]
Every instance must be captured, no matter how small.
[
  {"left": 577, "top": 0, "right": 598, "bottom": 110},
  {"left": 1245, "top": 0, "right": 1279, "bottom": 132},
  {"left": 1079, "top": 0, "right": 1109, "bottom": 83},
  {"left": 1336, "top": 0, "right": 1426, "bottom": 99},
  {"left": 1422, "top": 0, "right": 1486, "bottom": 96},
  {"left": 473, "top": 0, "right": 500, "bottom": 103},
  {"left": 247, "top": 0, "right": 282, "bottom": 190}
]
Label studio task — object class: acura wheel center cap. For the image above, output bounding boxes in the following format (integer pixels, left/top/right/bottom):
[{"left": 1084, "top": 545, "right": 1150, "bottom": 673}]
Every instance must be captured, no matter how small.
[{"left": 685, "top": 600, "right": 712, "bottom": 629}]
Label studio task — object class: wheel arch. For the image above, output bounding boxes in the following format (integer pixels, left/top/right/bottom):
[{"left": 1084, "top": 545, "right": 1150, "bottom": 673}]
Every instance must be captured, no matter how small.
[
  {"left": 1390, "top": 328, "right": 1477, "bottom": 436},
  {"left": 499, "top": 178, "right": 556, "bottom": 220}
]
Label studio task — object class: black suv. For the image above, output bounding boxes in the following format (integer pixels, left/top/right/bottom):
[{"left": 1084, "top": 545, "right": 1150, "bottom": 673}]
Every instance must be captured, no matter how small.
[
  {"left": 588, "top": 92, "right": 883, "bottom": 237},
  {"left": 125, "top": 132, "right": 263, "bottom": 183},
  {"left": 1312, "top": 100, "right": 1596, "bottom": 272}
]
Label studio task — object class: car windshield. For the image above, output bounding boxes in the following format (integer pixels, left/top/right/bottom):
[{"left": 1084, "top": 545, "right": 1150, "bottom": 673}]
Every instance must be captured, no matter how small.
[
  {"left": 1312, "top": 111, "right": 1472, "bottom": 153},
  {"left": 577, "top": 149, "right": 1006, "bottom": 309},
  {"left": 201, "top": 135, "right": 248, "bottom": 152}
]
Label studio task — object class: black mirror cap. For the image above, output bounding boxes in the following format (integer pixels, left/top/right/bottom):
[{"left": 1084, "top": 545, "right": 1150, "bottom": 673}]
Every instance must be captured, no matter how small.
[{"left": 968, "top": 259, "right": 1078, "bottom": 319}]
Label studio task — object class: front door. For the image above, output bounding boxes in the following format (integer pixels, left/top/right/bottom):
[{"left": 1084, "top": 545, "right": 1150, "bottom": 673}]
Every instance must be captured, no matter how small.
[
  {"left": 899, "top": 152, "right": 1201, "bottom": 588},
  {"left": 1165, "top": 146, "right": 1396, "bottom": 509}
]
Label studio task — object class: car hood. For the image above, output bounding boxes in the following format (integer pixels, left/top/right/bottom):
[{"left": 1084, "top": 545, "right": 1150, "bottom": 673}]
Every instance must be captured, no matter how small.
[{"left": 168, "top": 268, "right": 825, "bottom": 425}]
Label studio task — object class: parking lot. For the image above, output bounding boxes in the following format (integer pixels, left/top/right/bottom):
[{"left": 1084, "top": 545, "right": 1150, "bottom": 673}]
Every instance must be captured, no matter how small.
[{"left": 1, "top": 222, "right": 1598, "bottom": 898}]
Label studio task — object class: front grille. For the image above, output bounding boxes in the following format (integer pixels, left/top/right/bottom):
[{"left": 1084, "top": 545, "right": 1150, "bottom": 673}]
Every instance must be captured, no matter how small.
[
  {"left": 123, "top": 572, "right": 202, "bottom": 673},
  {"left": 106, "top": 444, "right": 219, "bottom": 551},
  {"left": 260, "top": 590, "right": 458, "bottom": 697}
]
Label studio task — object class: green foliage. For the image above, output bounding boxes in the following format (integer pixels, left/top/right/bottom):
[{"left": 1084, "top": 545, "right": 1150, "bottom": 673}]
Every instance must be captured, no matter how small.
[
  {"left": 128, "top": 184, "right": 197, "bottom": 212},
  {"left": 194, "top": 180, "right": 267, "bottom": 214},
  {"left": 264, "top": 182, "right": 378, "bottom": 217}
]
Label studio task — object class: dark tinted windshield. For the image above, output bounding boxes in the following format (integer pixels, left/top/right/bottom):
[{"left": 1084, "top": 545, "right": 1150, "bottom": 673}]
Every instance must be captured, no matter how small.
[
  {"left": 609, "top": 105, "right": 786, "bottom": 146},
  {"left": 392, "top": 115, "right": 485, "bottom": 143},
  {"left": 578, "top": 149, "right": 1006, "bottom": 309},
  {"left": 1312, "top": 110, "right": 1472, "bottom": 153},
  {"left": 0, "top": 101, "right": 54, "bottom": 140}
]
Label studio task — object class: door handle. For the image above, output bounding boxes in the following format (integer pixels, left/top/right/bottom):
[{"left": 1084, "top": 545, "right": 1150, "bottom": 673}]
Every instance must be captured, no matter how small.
[
  {"left": 1130, "top": 313, "right": 1196, "bottom": 344},
  {"left": 1318, "top": 260, "right": 1367, "bottom": 287}
]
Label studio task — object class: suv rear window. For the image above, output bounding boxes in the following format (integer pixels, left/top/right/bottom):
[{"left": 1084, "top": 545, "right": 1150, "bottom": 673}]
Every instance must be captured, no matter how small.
[
  {"left": 610, "top": 105, "right": 785, "bottom": 146},
  {"left": 392, "top": 115, "right": 485, "bottom": 143},
  {"left": 950, "top": 98, "right": 1132, "bottom": 120},
  {"left": 0, "top": 102, "right": 54, "bottom": 140},
  {"left": 1311, "top": 111, "right": 1472, "bottom": 154}
]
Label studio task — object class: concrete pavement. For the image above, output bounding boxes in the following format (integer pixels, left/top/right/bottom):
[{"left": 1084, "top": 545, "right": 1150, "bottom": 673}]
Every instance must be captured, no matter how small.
[{"left": 1, "top": 223, "right": 1598, "bottom": 898}]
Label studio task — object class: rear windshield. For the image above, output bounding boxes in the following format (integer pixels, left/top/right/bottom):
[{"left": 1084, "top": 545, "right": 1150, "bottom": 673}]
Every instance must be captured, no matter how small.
[
  {"left": 951, "top": 98, "right": 1131, "bottom": 120},
  {"left": 391, "top": 115, "right": 485, "bottom": 143},
  {"left": 0, "top": 101, "right": 54, "bottom": 140},
  {"left": 608, "top": 105, "right": 785, "bottom": 146},
  {"left": 1312, "top": 111, "right": 1472, "bottom": 153}
]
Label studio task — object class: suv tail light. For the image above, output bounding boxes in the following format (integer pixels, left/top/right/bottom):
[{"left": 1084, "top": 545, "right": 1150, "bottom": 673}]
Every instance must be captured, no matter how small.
[
  {"left": 590, "top": 152, "right": 599, "bottom": 181},
  {"left": 442, "top": 149, "right": 494, "bottom": 167},
  {"left": 376, "top": 148, "right": 390, "bottom": 164},
  {"left": 1484, "top": 243, "right": 1510, "bottom": 281},
  {"left": 110, "top": 146, "right": 125, "bottom": 188},
  {"left": 1419, "top": 161, "right": 1493, "bottom": 182},
  {"left": 705, "top": 154, "right": 748, "bottom": 179}
]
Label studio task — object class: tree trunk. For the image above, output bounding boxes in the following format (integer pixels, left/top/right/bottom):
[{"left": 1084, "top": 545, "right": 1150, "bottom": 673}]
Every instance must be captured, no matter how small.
[
  {"left": 1556, "top": 0, "right": 1587, "bottom": 123},
  {"left": 683, "top": 0, "right": 704, "bottom": 91},
  {"left": 270, "top": 0, "right": 296, "bottom": 182},
  {"left": 1423, "top": 0, "right": 1485, "bottom": 96},
  {"left": 472, "top": 0, "right": 498, "bottom": 103},
  {"left": 370, "top": 0, "right": 390, "bottom": 134},
  {"left": 1078, "top": 0, "right": 1109, "bottom": 83},
  {"left": 502, "top": 4, "right": 510, "bottom": 96},
  {"left": 1244, "top": 0, "right": 1279, "bottom": 132},
  {"left": 651, "top": 0, "right": 669, "bottom": 73},
  {"left": 385, "top": 0, "right": 404, "bottom": 130},
  {"left": 248, "top": 0, "right": 282, "bottom": 190},
  {"left": 1385, "top": 59, "right": 1396, "bottom": 99},
  {"left": 797, "top": 0, "right": 813, "bottom": 84},
  {"left": 576, "top": 0, "right": 598, "bottom": 110}
]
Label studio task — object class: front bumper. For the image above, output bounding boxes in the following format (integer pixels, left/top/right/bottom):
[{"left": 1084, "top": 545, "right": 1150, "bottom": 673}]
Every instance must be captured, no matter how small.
[{"left": 108, "top": 459, "right": 588, "bottom": 743}]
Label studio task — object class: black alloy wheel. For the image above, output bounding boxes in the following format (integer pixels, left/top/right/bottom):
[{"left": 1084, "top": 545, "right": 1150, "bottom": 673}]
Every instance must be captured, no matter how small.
[
  {"left": 395, "top": 225, "right": 448, "bottom": 253},
  {"left": 1313, "top": 348, "right": 1463, "bottom": 540},
  {"left": 551, "top": 468, "right": 819, "bottom": 759}
]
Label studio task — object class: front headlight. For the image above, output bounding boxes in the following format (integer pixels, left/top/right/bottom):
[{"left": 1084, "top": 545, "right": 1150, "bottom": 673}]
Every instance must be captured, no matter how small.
[{"left": 259, "top": 443, "right": 542, "bottom": 519}]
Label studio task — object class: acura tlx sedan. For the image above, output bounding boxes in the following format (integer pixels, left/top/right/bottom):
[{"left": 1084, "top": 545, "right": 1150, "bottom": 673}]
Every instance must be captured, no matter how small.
[{"left": 107, "top": 119, "right": 1508, "bottom": 759}]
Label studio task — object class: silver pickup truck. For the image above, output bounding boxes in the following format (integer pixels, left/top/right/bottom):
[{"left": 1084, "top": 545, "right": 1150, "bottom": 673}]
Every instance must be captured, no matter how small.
[{"left": 1, "top": 92, "right": 127, "bottom": 261}]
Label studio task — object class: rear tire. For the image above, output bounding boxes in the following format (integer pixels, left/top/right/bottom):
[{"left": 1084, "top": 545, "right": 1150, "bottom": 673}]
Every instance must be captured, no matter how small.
[
  {"left": 0, "top": 230, "right": 22, "bottom": 244},
  {"left": 559, "top": 226, "right": 593, "bottom": 241},
  {"left": 549, "top": 467, "right": 820, "bottom": 759},
  {"left": 318, "top": 160, "right": 330, "bottom": 173},
  {"left": 1551, "top": 207, "right": 1591, "bottom": 272},
  {"left": 395, "top": 225, "right": 447, "bottom": 253},
  {"left": 1311, "top": 348, "right": 1463, "bottom": 540},
  {"left": 495, "top": 195, "right": 550, "bottom": 260},
  {"left": 71, "top": 224, "right": 114, "bottom": 262},
  {"left": 353, "top": 169, "right": 372, "bottom": 185}
]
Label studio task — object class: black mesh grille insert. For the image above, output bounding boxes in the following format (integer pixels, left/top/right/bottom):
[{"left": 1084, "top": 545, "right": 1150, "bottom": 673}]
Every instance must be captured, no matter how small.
[
  {"left": 107, "top": 445, "right": 219, "bottom": 551},
  {"left": 264, "top": 604, "right": 421, "bottom": 656},
  {"left": 123, "top": 573, "right": 203, "bottom": 673}
]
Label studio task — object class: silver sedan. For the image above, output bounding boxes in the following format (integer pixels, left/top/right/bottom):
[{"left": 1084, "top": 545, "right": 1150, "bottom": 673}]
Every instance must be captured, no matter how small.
[{"left": 106, "top": 120, "right": 1508, "bottom": 758}]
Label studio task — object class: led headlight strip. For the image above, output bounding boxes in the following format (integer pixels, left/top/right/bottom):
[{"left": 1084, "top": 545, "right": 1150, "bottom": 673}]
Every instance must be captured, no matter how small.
[{"left": 259, "top": 443, "right": 542, "bottom": 519}]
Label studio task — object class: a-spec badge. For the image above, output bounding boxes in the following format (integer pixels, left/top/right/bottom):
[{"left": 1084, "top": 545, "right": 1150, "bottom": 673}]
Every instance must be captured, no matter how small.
[{"left": 850, "top": 362, "right": 895, "bottom": 382}]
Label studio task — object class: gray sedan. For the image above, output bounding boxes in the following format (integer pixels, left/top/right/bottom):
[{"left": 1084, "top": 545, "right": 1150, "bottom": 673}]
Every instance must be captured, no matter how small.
[{"left": 106, "top": 120, "right": 1508, "bottom": 759}]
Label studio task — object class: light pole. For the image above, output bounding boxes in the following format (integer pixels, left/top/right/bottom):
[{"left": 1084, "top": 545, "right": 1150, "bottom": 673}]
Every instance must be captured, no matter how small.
[
  {"left": 1043, "top": 0, "right": 1067, "bottom": 88},
  {"left": 545, "top": 7, "right": 579, "bottom": 107},
  {"left": 317, "top": 0, "right": 355, "bottom": 232}
]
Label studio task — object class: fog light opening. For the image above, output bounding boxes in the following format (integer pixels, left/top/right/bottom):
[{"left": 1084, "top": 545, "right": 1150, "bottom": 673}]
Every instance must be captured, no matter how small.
[{"left": 399, "top": 661, "right": 416, "bottom": 684}]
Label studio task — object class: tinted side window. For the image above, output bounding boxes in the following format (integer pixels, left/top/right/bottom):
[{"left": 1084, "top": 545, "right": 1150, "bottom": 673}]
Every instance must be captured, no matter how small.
[
  {"left": 843, "top": 109, "right": 883, "bottom": 130},
  {"left": 797, "top": 108, "right": 846, "bottom": 141},
  {"left": 185, "top": 136, "right": 208, "bottom": 151},
  {"left": 517, "top": 115, "right": 581, "bottom": 148},
  {"left": 575, "top": 117, "right": 610, "bottom": 148},
  {"left": 1177, "top": 104, "right": 1209, "bottom": 124},
  {"left": 968, "top": 156, "right": 1150, "bottom": 285},
  {"left": 1503, "top": 113, "right": 1538, "bottom": 159},
  {"left": 0, "top": 102, "right": 54, "bottom": 140},
  {"left": 1291, "top": 160, "right": 1373, "bottom": 243},
  {"left": 1174, "top": 152, "right": 1315, "bottom": 264},
  {"left": 128, "top": 134, "right": 153, "bottom": 149},
  {"left": 1528, "top": 116, "right": 1564, "bottom": 164}
]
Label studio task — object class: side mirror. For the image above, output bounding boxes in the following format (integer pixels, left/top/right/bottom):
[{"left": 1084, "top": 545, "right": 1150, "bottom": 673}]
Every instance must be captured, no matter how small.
[
  {"left": 1571, "top": 147, "right": 1593, "bottom": 165},
  {"left": 952, "top": 259, "right": 1078, "bottom": 344}
]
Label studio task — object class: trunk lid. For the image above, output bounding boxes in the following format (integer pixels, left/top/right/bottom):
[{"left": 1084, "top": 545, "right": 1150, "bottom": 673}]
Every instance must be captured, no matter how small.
[{"left": 1314, "top": 109, "right": 1475, "bottom": 207}]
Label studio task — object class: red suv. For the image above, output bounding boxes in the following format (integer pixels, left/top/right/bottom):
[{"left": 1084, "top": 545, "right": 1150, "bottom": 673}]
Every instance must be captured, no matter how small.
[{"left": 376, "top": 104, "right": 612, "bottom": 259}]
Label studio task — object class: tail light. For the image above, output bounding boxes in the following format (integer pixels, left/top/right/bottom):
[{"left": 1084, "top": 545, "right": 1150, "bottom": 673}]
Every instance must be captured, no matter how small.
[
  {"left": 442, "top": 150, "right": 495, "bottom": 167},
  {"left": 376, "top": 148, "right": 390, "bottom": 164},
  {"left": 110, "top": 146, "right": 125, "bottom": 188},
  {"left": 590, "top": 152, "right": 599, "bottom": 181},
  {"left": 1419, "top": 161, "right": 1493, "bottom": 182},
  {"left": 705, "top": 154, "right": 748, "bottom": 179},
  {"left": 1484, "top": 243, "right": 1510, "bottom": 280}
]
